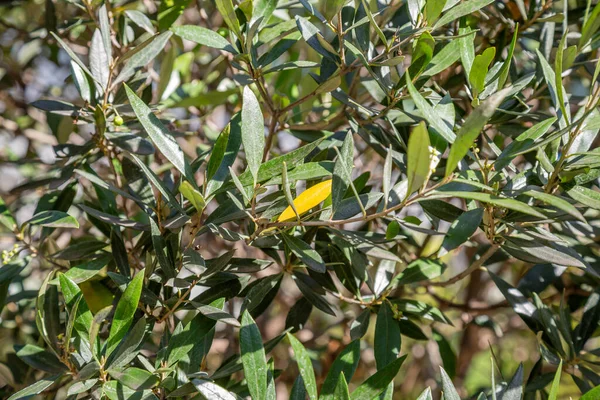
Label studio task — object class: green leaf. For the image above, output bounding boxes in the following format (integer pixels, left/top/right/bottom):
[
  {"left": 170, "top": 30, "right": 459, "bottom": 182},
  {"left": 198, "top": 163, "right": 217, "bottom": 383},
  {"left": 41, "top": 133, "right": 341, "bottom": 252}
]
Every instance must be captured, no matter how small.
[
  {"left": 351, "top": 355, "right": 406, "bottom": 400},
  {"left": 0, "top": 196, "right": 16, "bottom": 231},
  {"left": 433, "top": 0, "right": 495, "bottom": 29},
  {"left": 567, "top": 185, "right": 600, "bottom": 210},
  {"left": 433, "top": 330, "right": 456, "bottom": 380},
  {"left": 50, "top": 32, "right": 96, "bottom": 84},
  {"left": 191, "top": 379, "right": 237, "bottom": 400},
  {"left": 469, "top": 47, "right": 496, "bottom": 95},
  {"left": 495, "top": 118, "right": 557, "bottom": 170},
  {"left": 63, "top": 256, "right": 111, "bottom": 283},
  {"left": 287, "top": 333, "right": 318, "bottom": 400},
  {"left": 581, "top": 384, "right": 600, "bottom": 400},
  {"left": 425, "top": 191, "right": 545, "bottom": 218},
  {"left": 295, "top": 16, "right": 338, "bottom": 62},
  {"left": 416, "top": 387, "right": 433, "bottom": 400},
  {"left": 548, "top": 360, "right": 562, "bottom": 400},
  {"left": 445, "top": 87, "right": 511, "bottom": 176},
  {"left": 554, "top": 31, "right": 570, "bottom": 126},
  {"left": 105, "top": 317, "right": 148, "bottom": 369},
  {"left": 240, "top": 310, "right": 268, "bottom": 400},
  {"left": 236, "top": 137, "right": 325, "bottom": 187},
  {"left": 241, "top": 86, "right": 265, "bottom": 186},
  {"left": 16, "top": 344, "right": 66, "bottom": 374},
  {"left": 332, "top": 133, "right": 354, "bottom": 215},
  {"left": 405, "top": 70, "right": 455, "bottom": 143},
  {"left": 320, "top": 0, "right": 345, "bottom": 21},
  {"left": 333, "top": 373, "right": 351, "bottom": 400},
  {"left": 282, "top": 234, "right": 326, "bottom": 273},
  {"left": 579, "top": 1, "right": 600, "bottom": 48},
  {"left": 59, "top": 273, "right": 92, "bottom": 338},
  {"left": 7, "top": 374, "right": 62, "bottom": 400},
  {"left": 125, "top": 10, "right": 155, "bottom": 34},
  {"left": 115, "top": 31, "right": 173, "bottom": 85},
  {"left": 167, "top": 298, "right": 223, "bottom": 366},
  {"left": 170, "top": 25, "right": 234, "bottom": 52},
  {"left": 215, "top": 0, "right": 242, "bottom": 39},
  {"left": 374, "top": 302, "right": 401, "bottom": 370},
  {"left": 127, "top": 155, "right": 185, "bottom": 214},
  {"left": 158, "top": 0, "right": 192, "bottom": 30},
  {"left": 425, "top": 0, "right": 446, "bottom": 24},
  {"left": 125, "top": 84, "right": 191, "bottom": 179},
  {"left": 406, "top": 121, "right": 432, "bottom": 197},
  {"left": 108, "top": 367, "right": 158, "bottom": 391},
  {"left": 393, "top": 259, "right": 445, "bottom": 286},
  {"left": 440, "top": 367, "right": 460, "bottom": 400},
  {"left": 102, "top": 380, "right": 158, "bottom": 400},
  {"left": 27, "top": 210, "right": 78, "bottom": 228},
  {"left": 105, "top": 269, "right": 145, "bottom": 356},
  {"left": 252, "top": 0, "right": 277, "bottom": 26},
  {"left": 320, "top": 341, "right": 361, "bottom": 400},
  {"left": 408, "top": 31, "right": 435, "bottom": 79},
  {"left": 206, "top": 114, "right": 243, "bottom": 195},
  {"left": 499, "top": 364, "right": 523, "bottom": 400},
  {"left": 440, "top": 208, "right": 483, "bottom": 254},
  {"left": 149, "top": 218, "right": 175, "bottom": 279},
  {"left": 523, "top": 189, "right": 585, "bottom": 222},
  {"left": 179, "top": 181, "right": 206, "bottom": 213}
]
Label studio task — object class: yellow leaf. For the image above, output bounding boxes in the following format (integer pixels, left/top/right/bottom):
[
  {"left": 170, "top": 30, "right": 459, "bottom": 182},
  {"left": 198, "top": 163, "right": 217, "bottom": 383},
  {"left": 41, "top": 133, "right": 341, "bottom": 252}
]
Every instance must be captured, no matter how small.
[{"left": 277, "top": 180, "right": 332, "bottom": 222}]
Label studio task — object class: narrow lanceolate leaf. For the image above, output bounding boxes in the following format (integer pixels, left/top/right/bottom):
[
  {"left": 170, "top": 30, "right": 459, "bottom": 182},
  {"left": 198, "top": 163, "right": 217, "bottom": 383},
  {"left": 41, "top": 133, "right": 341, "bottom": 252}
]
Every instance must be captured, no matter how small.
[
  {"left": 240, "top": 310, "right": 268, "bottom": 400},
  {"left": 495, "top": 117, "right": 557, "bottom": 170},
  {"left": 523, "top": 189, "right": 585, "bottom": 222},
  {"left": 406, "top": 71, "right": 455, "bottom": 143},
  {"left": 241, "top": 86, "right": 265, "bottom": 186},
  {"left": 374, "top": 302, "right": 401, "bottom": 370},
  {"left": 282, "top": 234, "right": 326, "bottom": 273},
  {"left": 393, "top": 259, "right": 445, "bottom": 286},
  {"left": 469, "top": 47, "right": 495, "bottom": 95},
  {"left": 125, "top": 84, "right": 191, "bottom": 179},
  {"left": 277, "top": 180, "right": 332, "bottom": 222},
  {"left": 440, "top": 367, "right": 460, "bottom": 400},
  {"left": 320, "top": 341, "right": 361, "bottom": 400},
  {"left": 179, "top": 181, "right": 206, "bottom": 213},
  {"left": 90, "top": 29, "right": 110, "bottom": 90},
  {"left": 351, "top": 355, "right": 406, "bottom": 400},
  {"left": 445, "top": 87, "right": 512, "bottom": 176},
  {"left": 499, "top": 364, "right": 523, "bottom": 400},
  {"left": 150, "top": 218, "right": 175, "bottom": 278},
  {"left": 567, "top": 186, "right": 600, "bottom": 210},
  {"left": 433, "top": 0, "right": 495, "bottom": 29},
  {"left": 192, "top": 379, "right": 237, "bottom": 400},
  {"left": 425, "top": 191, "right": 546, "bottom": 218},
  {"left": 170, "top": 25, "right": 234, "bottom": 52},
  {"left": 548, "top": 361, "right": 562, "bottom": 400},
  {"left": 440, "top": 208, "right": 484, "bottom": 254},
  {"left": 8, "top": 375, "right": 62, "bottom": 400},
  {"left": 128, "top": 155, "right": 185, "bottom": 213},
  {"left": 215, "top": 0, "right": 241, "bottom": 38},
  {"left": 114, "top": 31, "right": 173, "bottom": 85},
  {"left": 333, "top": 373, "right": 351, "bottom": 400},
  {"left": 27, "top": 211, "right": 79, "bottom": 229},
  {"left": 406, "top": 121, "right": 431, "bottom": 197},
  {"left": 332, "top": 133, "right": 354, "bottom": 215},
  {"left": 287, "top": 333, "right": 318, "bottom": 400},
  {"left": 105, "top": 269, "right": 144, "bottom": 356}
]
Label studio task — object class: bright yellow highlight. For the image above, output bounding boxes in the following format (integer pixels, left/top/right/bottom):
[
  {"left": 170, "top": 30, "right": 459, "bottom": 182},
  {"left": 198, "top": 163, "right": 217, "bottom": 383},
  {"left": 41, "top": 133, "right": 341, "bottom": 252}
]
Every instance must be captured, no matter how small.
[{"left": 277, "top": 179, "right": 332, "bottom": 222}]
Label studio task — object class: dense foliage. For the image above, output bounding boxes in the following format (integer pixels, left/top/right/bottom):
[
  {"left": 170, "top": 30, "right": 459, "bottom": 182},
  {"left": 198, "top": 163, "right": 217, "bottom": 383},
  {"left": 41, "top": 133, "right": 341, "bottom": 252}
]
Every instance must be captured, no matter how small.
[{"left": 2, "top": 0, "right": 600, "bottom": 398}]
